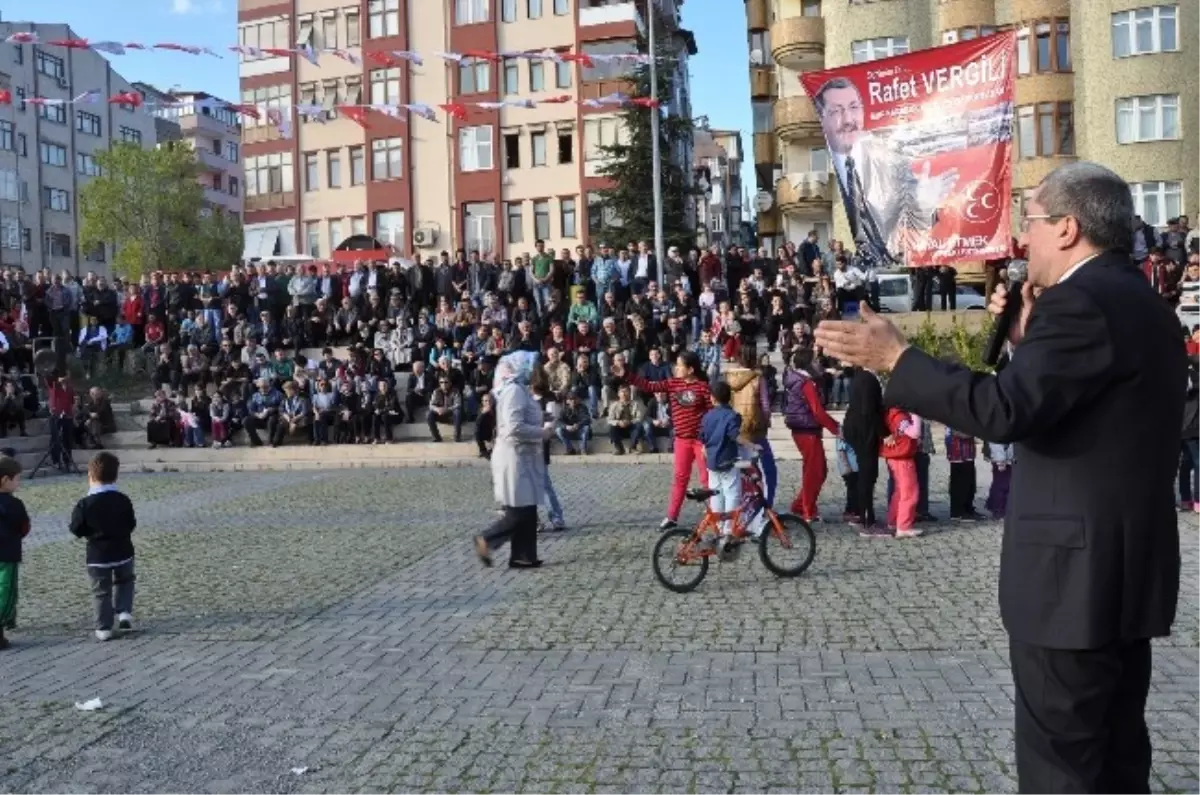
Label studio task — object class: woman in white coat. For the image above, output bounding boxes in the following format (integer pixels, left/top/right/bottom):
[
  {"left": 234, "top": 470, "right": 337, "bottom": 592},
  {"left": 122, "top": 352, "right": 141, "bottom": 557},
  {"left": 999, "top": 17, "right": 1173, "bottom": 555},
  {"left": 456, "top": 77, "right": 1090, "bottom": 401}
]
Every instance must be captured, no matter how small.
[{"left": 474, "top": 350, "right": 549, "bottom": 568}]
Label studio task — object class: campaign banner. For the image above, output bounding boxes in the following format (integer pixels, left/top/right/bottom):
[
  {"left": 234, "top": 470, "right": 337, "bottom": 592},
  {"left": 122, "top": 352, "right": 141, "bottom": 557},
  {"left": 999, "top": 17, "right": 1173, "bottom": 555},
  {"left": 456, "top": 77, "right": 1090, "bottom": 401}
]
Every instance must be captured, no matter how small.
[{"left": 800, "top": 33, "right": 1015, "bottom": 266}]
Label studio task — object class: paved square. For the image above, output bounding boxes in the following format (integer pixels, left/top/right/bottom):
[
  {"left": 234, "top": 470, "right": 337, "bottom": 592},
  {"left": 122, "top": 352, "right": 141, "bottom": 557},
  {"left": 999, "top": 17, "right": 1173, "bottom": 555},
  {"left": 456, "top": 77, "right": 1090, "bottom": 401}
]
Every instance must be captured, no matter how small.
[{"left": 0, "top": 462, "right": 1196, "bottom": 793}]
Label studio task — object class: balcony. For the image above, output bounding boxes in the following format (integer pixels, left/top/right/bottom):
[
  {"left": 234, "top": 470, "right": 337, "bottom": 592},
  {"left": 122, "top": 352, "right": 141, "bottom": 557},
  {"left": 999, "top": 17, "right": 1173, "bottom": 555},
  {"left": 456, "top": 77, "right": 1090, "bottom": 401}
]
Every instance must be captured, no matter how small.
[
  {"left": 771, "top": 16, "right": 825, "bottom": 70},
  {"left": 196, "top": 147, "right": 229, "bottom": 172},
  {"left": 756, "top": 208, "right": 781, "bottom": 236},
  {"left": 580, "top": 1, "right": 644, "bottom": 34},
  {"left": 773, "top": 96, "right": 822, "bottom": 142},
  {"left": 746, "top": 0, "right": 769, "bottom": 31},
  {"left": 245, "top": 192, "right": 296, "bottom": 212},
  {"left": 936, "top": 0, "right": 995, "bottom": 31},
  {"left": 753, "top": 133, "right": 777, "bottom": 165},
  {"left": 749, "top": 67, "right": 776, "bottom": 99},
  {"left": 776, "top": 172, "right": 834, "bottom": 215}
]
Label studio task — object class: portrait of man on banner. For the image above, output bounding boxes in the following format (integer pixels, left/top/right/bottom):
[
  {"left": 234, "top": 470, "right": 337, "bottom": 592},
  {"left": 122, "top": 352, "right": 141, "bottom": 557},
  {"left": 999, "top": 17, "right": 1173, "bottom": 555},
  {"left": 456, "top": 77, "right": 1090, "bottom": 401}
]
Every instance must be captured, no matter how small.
[{"left": 814, "top": 76, "right": 959, "bottom": 264}]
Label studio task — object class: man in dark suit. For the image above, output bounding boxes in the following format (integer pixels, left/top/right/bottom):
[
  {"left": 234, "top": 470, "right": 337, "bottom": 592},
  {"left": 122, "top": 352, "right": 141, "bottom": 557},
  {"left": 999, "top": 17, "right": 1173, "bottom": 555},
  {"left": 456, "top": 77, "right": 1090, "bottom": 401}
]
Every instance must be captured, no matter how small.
[{"left": 813, "top": 161, "right": 1186, "bottom": 793}]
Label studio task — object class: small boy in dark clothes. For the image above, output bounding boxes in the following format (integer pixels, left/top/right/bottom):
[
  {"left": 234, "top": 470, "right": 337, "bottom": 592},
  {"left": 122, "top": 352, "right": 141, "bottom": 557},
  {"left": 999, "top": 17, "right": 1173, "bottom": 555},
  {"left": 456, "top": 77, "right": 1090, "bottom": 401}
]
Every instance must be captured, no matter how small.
[
  {"left": 69, "top": 452, "right": 138, "bottom": 641},
  {"left": 0, "top": 456, "right": 30, "bottom": 650}
]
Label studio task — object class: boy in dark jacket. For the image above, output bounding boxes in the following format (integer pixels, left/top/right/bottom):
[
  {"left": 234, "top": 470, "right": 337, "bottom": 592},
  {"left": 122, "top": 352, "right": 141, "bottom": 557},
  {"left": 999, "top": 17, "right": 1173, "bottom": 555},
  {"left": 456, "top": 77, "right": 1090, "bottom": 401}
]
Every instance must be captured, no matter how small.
[
  {"left": 699, "top": 382, "right": 742, "bottom": 541},
  {"left": 0, "top": 456, "right": 30, "bottom": 650},
  {"left": 69, "top": 452, "right": 137, "bottom": 641}
]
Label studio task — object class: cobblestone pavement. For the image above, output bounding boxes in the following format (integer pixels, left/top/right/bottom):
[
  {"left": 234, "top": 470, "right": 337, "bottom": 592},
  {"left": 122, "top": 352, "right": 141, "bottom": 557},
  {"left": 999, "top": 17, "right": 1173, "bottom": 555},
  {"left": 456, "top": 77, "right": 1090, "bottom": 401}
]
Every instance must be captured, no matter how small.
[{"left": 1, "top": 462, "right": 1196, "bottom": 794}]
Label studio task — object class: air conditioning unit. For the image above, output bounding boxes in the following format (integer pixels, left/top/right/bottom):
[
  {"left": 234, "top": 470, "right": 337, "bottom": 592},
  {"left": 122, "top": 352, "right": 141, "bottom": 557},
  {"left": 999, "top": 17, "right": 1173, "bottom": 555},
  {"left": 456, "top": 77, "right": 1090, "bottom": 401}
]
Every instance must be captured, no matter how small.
[{"left": 412, "top": 227, "right": 438, "bottom": 248}]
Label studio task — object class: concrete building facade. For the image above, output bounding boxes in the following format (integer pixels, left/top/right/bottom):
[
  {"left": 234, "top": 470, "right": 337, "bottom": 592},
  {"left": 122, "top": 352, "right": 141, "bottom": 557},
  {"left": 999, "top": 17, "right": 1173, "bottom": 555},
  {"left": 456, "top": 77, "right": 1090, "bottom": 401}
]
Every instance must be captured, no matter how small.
[
  {"left": 135, "top": 85, "right": 246, "bottom": 220},
  {"left": 0, "top": 22, "right": 158, "bottom": 276},
  {"left": 746, "top": 0, "right": 1199, "bottom": 253},
  {"left": 237, "top": 0, "right": 696, "bottom": 263},
  {"left": 693, "top": 126, "right": 744, "bottom": 249}
]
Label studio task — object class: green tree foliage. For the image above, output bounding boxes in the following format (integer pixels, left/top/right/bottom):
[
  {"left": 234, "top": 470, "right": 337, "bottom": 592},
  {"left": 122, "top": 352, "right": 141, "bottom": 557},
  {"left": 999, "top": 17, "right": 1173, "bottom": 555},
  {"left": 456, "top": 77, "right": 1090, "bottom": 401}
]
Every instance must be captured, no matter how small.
[
  {"left": 905, "top": 311, "right": 996, "bottom": 372},
  {"left": 593, "top": 35, "right": 696, "bottom": 251},
  {"left": 79, "top": 143, "right": 240, "bottom": 279}
]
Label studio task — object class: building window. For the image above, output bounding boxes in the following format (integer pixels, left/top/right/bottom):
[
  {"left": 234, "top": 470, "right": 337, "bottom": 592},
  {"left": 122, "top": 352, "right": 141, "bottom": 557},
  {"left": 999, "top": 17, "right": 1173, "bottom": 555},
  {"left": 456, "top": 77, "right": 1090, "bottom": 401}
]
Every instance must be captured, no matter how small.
[
  {"left": 531, "top": 131, "right": 547, "bottom": 166},
  {"left": 238, "top": 17, "right": 290, "bottom": 61},
  {"left": 225, "top": 141, "right": 239, "bottom": 162},
  {"left": 39, "top": 141, "right": 66, "bottom": 167},
  {"left": 15, "top": 134, "right": 25, "bottom": 158},
  {"left": 1117, "top": 94, "right": 1180, "bottom": 143},
  {"left": 0, "top": 218, "right": 18, "bottom": 250},
  {"left": 329, "top": 219, "right": 343, "bottom": 249},
  {"left": 749, "top": 31, "right": 773, "bottom": 66},
  {"left": 560, "top": 197, "right": 577, "bottom": 238},
  {"left": 229, "top": 177, "right": 240, "bottom": 197},
  {"left": 459, "top": 58, "right": 490, "bottom": 94},
  {"left": 558, "top": 131, "right": 574, "bottom": 164},
  {"left": 851, "top": 37, "right": 908, "bottom": 64},
  {"left": 555, "top": 60, "right": 572, "bottom": 89},
  {"left": 75, "top": 152, "right": 101, "bottom": 177},
  {"left": 584, "top": 117, "right": 626, "bottom": 159},
  {"left": 503, "top": 60, "right": 520, "bottom": 95},
  {"left": 529, "top": 61, "right": 545, "bottom": 92},
  {"left": 345, "top": 9, "right": 361, "bottom": 46},
  {"left": 321, "top": 15, "right": 338, "bottom": 49},
  {"left": 0, "top": 170, "right": 19, "bottom": 202},
  {"left": 350, "top": 216, "right": 367, "bottom": 236},
  {"left": 43, "top": 187, "right": 70, "bottom": 212},
  {"left": 371, "top": 137, "right": 404, "bottom": 180},
  {"left": 12, "top": 44, "right": 21, "bottom": 64},
  {"left": 528, "top": 0, "right": 543, "bottom": 19},
  {"left": 506, "top": 202, "right": 524, "bottom": 244},
  {"left": 244, "top": 152, "right": 294, "bottom": 196},
  {"left": 118, "top": 126, "right": 142, "bottom": 145},
  {"left": 44, "top": 232, "right": 71, "bottom": 258},
  {"left": 328, "top": 149, "right": 342, "bottom": 188},
  {"left": 368, "top": 0, "right": 400, "bottom": 37},
  {"left": 305, "top": 221, "right": 321, "bottom": 257},
  {"left": 0, "top": 122, "right": 11, "bottom": 152},
  {"left": 463, "top": 201, "right": 495, "bottom": 254},
  {"left": 241, "top": 83, "right": 292, "bottom": 128},
  {"left": 587, "top": 192, "right": 604, "bottom": 234},
  {"left": 14, "top": 88, "right": 24, "bottom": 113},
  {"left": 37, "top": 103, "right": 67, "bottom": 125},
  {"left": 371, "top": 67, "right": 402, "bottom": 106},
  {"left": 76, "top": 111, "right": 101, "bottom": 136},
  {"left": 1016, "top": 102, "right": 1074, "bottom": 158},
  {"left": 802, "top": 0, "right": 821, "bottom": 15},
  {"left": 554, "top": 0, "right": 569, "bottom": 15},
  {"left": 305, "top": 152, "right": 320, "bottom": 191},
  {"left": 456, "top": 0, "right": 489, "bottom": 25},
  {"left": 581, "top": 40, "right": 639, "bottom": 81},
  {"left": 941, "top": 25, "right": 997, "bottom": 44},
  {"left": 349, "top": 146, "right": 365, "bottom": 185},
  {"left": 1130, "top": 181, "right": 1182, "bottom": 227},
  {"left": 504, "top": 132, "right": 521, "bottom": 168},
  {"left": 459, "top": 126, "right": 494, "bottom": 172},
  {"left": 373, "top": 210, "right": 405, "bottom": 247},
  {"left": 1112, "top": 6, "right": 1178, "bottom": 57},
  {"left": 35, "top": 49, "right": 64, "bottom": 79},
  {"left": 502, "top": 0, "right": 517, "bottom": 22},
  {"left": 533, "top": 200, "right": 551, "bottom": 240}
]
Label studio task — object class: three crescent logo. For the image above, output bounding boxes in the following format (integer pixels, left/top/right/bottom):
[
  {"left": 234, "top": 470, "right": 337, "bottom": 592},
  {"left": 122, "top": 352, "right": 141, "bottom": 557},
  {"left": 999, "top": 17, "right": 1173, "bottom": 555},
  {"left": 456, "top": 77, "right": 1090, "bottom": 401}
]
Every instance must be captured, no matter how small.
[{"left": 961, "top": 180, "right": 1002, "bottom": 224}]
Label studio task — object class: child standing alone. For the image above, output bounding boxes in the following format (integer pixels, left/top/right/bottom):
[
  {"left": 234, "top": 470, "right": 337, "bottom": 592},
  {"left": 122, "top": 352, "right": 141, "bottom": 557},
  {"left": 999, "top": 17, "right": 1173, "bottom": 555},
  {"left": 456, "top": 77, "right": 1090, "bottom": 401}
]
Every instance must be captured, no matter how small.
[
  {"left": 699, "top": 382, "right": 743, "bottom": 544},
  {"left": 70, "top": 453, "right": 138, "bottom": 641},
  {"left": 0, "top": 456, "right": 30, "bottom": 650}
]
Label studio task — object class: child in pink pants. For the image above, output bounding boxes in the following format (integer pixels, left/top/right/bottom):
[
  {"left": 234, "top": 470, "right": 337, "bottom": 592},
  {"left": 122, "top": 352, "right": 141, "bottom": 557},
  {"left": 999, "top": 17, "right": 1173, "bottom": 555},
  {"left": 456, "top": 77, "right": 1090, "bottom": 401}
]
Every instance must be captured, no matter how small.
[{"left": 883, "top": 407, "right": 923, "bottom": 539}]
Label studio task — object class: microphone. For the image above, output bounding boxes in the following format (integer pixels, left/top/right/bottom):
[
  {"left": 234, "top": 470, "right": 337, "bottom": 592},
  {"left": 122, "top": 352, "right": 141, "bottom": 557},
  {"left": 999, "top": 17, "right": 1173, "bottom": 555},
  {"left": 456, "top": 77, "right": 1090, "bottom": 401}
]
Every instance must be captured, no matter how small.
[{"left": 984, "top": 259, "right": 1028, "bottom": 368}]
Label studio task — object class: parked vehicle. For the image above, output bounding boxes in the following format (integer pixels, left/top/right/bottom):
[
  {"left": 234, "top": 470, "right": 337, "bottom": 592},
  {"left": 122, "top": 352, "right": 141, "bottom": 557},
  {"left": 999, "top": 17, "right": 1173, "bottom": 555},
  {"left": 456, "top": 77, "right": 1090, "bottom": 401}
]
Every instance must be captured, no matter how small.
[{"left": 875, "top": 273, "right": 987, "bottom": 312}]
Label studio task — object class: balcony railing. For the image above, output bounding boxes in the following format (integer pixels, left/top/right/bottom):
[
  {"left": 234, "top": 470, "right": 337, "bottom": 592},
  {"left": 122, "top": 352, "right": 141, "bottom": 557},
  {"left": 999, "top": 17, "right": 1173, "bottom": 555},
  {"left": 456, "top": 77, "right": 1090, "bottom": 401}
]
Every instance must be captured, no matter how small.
[
  {"left": 772, "top": 96, "right": 822, "bottom": 142},
  {"left": 746, "top": 0, "right": 769, "bottom": 30},
  {"left": 771, "top": 16, "right": 825, "bottom": 69},
  {"left": 245, "top": 192, "right": 295, "bottom": 212},
  {"left": 776, "top": 172, "right": 834, "bottom": 214},
  {"left": 749, "top": 67, "right": 776, "bottom": 99},
  {"left": 580, "top": 1, "right": 643, "bottom": 31}
]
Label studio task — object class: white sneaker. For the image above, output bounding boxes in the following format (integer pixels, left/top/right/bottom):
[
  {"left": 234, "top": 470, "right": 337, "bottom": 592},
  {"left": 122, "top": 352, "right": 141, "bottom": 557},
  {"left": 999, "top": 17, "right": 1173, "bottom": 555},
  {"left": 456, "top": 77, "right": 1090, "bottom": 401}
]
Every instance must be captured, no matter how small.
[
  {"left": 94, "top": 629, "right": 113, "bottom": 641},
  {"left": 659, "top": 518, "right": 677, "bottom": 530},
  {"left": 117, "top": 613, "right": 133, "bottom": 631}
]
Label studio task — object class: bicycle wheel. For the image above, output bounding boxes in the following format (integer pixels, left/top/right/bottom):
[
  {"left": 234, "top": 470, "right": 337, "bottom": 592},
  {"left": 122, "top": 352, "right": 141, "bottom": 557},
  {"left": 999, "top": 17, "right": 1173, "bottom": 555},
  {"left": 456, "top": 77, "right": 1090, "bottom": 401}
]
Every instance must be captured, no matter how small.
[
  {"left": 759, "top": 511, "right": 816, "bottom": 577},
  {"left": 652, "top": 528, "right": 710, "bottom": 593}
]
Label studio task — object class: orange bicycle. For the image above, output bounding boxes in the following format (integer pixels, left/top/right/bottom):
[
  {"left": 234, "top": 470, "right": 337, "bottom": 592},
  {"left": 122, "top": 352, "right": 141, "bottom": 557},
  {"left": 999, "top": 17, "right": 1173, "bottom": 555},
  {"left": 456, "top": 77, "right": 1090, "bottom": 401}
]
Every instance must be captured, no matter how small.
[{"left": 652, "top": 461, "right": 816, "bottom": 593}]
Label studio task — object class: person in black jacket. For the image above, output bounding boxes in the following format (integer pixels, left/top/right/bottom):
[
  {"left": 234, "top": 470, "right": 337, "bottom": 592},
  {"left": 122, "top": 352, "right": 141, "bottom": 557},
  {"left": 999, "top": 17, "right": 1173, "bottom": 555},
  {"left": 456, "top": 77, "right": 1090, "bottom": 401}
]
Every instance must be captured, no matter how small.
[
  {"left": 0, "top": 456, "right": 29, "bottom": 650},
  {"left": 815, "top": 161, "right": 1186, "bottom": 794},
  {"left": 69, "top": 453, "right": 138, "bottom": 642},
  {"left": 1180, "top": 353, "right": 1199, "bottom": 509}
]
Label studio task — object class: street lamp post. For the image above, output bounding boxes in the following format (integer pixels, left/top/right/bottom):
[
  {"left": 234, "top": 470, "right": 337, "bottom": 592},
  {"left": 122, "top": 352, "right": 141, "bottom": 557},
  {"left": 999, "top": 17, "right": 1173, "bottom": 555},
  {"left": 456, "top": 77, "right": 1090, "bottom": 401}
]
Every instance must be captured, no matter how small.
[{"left": 647, "top": 0, "right": 664, "bottom": 267}]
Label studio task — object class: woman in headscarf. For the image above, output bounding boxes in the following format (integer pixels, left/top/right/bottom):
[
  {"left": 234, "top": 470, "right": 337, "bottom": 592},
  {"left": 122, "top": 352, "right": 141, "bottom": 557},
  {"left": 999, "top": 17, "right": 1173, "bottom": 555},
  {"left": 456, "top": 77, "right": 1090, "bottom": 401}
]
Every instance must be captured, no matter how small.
[
  {"left": 473, "top": 350, "right": 550, "bottom": 568},
  {"left": 841, "top": 368, "right": 887, "bottom": 534}
]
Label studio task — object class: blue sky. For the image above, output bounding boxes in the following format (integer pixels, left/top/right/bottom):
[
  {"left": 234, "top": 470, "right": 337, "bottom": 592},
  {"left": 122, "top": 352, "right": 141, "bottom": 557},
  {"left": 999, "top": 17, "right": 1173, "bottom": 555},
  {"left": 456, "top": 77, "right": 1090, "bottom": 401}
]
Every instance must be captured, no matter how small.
[{"left": 4, "top": 0, "right": 753, "bottom": 199}]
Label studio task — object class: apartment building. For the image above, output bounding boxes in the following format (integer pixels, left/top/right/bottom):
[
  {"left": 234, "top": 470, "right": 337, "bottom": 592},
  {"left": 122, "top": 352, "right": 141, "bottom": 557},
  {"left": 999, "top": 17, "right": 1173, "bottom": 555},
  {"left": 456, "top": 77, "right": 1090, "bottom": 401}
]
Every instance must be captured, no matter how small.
[
  {"left": 135, "top": 84, "right": 245, "bottom": 220},
  {"left": 238, "top": 0, "right": 695, "bottom": 263},
  {"left": 0, "top": 22, "right": 158, "bottom": 276},
  {"left": 746, "top": 0, "right": 1199, "bottom": 254},
  {"left": 693, "top": 126, "right": 744, "bottom": 248}
]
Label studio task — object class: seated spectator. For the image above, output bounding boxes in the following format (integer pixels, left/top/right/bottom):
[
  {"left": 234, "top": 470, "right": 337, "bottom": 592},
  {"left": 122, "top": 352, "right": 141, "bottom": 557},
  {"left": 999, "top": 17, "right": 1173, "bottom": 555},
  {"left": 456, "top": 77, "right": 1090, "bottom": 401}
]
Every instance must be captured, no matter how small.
[
  {"left": 146, "top": 390, "right": 179, "bottom": 449},
  {"left": 310, "top": 378, "right": 337, "bottom": 445},
  {"left": 370, "top": 378, "right": 402, "bottom": 443},
  {"left": 641, "top": 394, "right": 673, "bottom": 454},
  {"left": 569, "top": 354, "right": 601, "bottom": 417},
  {"left": 543, "top": 346, "right": 572, "bottom": 400},
  {"left": 244, "top": 378, "right": 282, "bottom": 448},
  {"left": 427, "top": 375, "right": 463, "bottom": 443},
  {"left": 0, "top": 380, "right": 26, "bottom": 438},
  {"left": 474, "top": 392, "right": 496, "bottom": 459},
  {"left": 76, "top": 386, "right": 116, "bottom": 449},
  {"left": 555, "top": 392, "right": 592, "bottom": 455},
  {"left": 273, "top": 381, "right": 310, "bottom": 447},
  {"left": 606, "top": 384, "right": 646, "bottom": 455},
  {"left": 76, "top": 316, "right": 108, "bottom": 378},
  {"left": 334, "top": 380, "right": 365, "bottom": 444},
  {"left": 209, "top": 392, "right": 232, "bottom": 448},
  {"left": 180, "top": 385, "right": 209, "bottom": 449},
  {"left": 405, "top": 360, "right": 432, "bottom": 422}
]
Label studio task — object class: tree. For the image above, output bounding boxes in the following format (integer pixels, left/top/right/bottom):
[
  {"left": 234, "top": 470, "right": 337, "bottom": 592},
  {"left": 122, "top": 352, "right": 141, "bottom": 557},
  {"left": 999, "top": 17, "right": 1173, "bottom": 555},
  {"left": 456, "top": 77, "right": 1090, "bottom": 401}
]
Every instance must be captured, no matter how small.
[
  {"left": 592, "top": 33, "right": 697, "bottom": 252},
  {"left": 179, "top": 210, "right": 244, "bottom": 273},
  {"left": 79, "top": 144, "right": 212, "bottom": 280}
]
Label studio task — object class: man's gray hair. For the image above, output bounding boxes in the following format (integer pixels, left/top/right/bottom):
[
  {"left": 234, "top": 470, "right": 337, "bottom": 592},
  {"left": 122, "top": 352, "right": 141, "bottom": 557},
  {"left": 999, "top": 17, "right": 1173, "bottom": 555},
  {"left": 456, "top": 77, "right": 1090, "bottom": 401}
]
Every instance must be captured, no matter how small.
[
  {"left": 813, "top": 76, "right": 857, "bottom": 114},
  {"left": 1036, "top": 162, "right": 1134, "bottom": 254}
]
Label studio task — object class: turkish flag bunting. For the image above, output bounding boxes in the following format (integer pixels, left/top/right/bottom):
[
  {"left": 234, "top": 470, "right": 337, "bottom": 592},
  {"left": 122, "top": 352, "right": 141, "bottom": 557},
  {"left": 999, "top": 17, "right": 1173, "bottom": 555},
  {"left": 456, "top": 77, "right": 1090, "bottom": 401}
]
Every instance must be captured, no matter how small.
[{"left": 338, "top": 106, "right": 371, "bottom": 128}]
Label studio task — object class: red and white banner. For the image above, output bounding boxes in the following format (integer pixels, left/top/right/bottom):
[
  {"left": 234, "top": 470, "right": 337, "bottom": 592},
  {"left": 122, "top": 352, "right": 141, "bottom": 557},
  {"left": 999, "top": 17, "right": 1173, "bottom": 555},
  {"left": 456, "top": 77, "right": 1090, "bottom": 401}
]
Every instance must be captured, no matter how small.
[{"left": 800, "top": 33, "right": 1015, "bottom": 266}]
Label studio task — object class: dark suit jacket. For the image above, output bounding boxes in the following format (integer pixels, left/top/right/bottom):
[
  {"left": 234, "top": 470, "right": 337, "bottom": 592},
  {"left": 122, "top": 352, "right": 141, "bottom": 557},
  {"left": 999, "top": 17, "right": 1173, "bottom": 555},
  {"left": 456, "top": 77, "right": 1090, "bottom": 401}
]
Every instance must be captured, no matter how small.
[{"left": 886, "top": 251, "right": 1185, "bottom": 650}]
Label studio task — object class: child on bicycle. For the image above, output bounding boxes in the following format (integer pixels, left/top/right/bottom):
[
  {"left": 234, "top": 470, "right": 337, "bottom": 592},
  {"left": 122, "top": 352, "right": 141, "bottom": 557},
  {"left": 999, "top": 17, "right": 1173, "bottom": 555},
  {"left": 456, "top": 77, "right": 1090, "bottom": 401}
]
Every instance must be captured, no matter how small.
[{"left": 699, "top": 382, "right": 743, "bottom": 544}]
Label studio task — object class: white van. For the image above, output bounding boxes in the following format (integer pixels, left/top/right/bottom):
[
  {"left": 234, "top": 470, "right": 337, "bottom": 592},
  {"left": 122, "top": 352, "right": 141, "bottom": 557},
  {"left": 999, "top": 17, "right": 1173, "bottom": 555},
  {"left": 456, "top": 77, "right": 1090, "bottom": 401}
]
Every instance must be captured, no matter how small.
[{"left": 874, "top": 272, "right": 987, "bottom": 313}]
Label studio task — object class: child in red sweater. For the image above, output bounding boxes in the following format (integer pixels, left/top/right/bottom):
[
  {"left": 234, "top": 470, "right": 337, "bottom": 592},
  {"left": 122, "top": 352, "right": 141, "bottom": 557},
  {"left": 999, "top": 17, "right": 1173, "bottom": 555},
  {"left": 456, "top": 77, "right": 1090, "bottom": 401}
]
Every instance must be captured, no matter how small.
[
  {"left": 880, "top": 407, "right": 924, "bottom": 539},
  {"left": 615, "top": 351, "right": 712, "bottom": 529}
]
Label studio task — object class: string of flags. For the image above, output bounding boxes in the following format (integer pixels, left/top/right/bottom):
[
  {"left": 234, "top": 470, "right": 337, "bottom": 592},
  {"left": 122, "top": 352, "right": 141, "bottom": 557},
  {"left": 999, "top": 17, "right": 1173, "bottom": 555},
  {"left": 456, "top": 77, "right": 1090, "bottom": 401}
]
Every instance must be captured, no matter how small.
[{"left": 0, "top": 32, "right": 661, "bottom": 130}]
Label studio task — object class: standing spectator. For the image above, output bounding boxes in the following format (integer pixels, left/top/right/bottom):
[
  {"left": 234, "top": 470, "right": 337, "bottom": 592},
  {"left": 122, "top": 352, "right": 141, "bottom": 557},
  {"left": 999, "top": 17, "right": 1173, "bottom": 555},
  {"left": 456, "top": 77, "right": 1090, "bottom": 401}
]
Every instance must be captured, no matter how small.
[
  {"left": 842, "top": 369, "right": 886, "bottom": 533},
  {"left": 0, "top": 455, "right": 29, "bottom": 650},
  {"left": 881, "top": 407, "right": 923, "bottom": 538},
  {"left": 985, "top": 441, "right": 1015, "bottom": 519},
  {"left": 938, "top": 265, "right": 957, "bottom": 311},
  {"left": 946, "top": 427, "right": 983, "bottom": 520},
  {"left": 69, "top": 452, "right": 138, "bottom": 641},
  {"left": 780, "top": 349, "right": 840, "bottom": 521}
]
